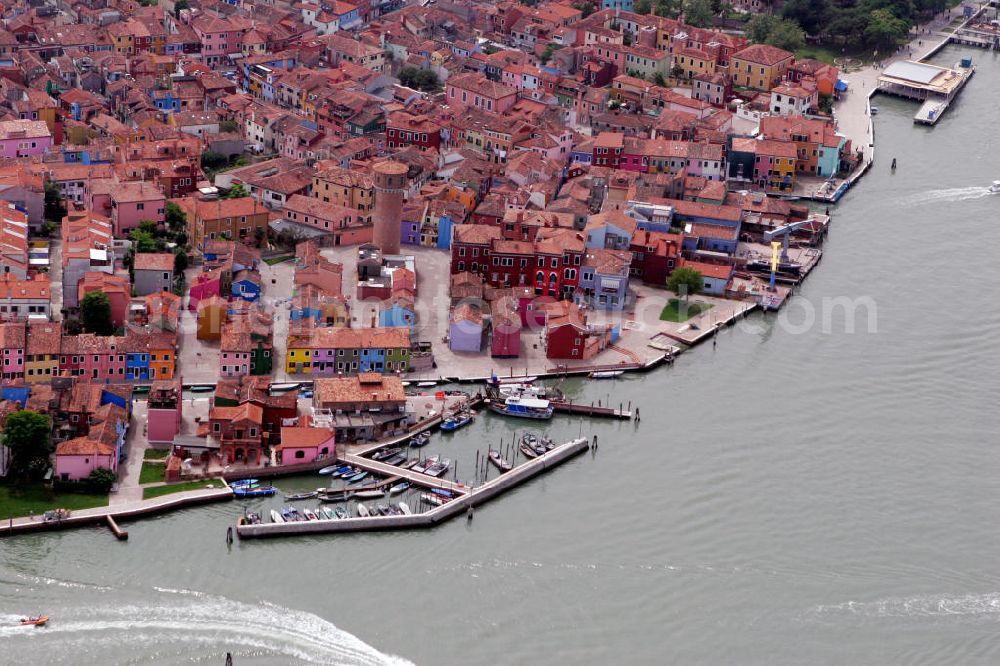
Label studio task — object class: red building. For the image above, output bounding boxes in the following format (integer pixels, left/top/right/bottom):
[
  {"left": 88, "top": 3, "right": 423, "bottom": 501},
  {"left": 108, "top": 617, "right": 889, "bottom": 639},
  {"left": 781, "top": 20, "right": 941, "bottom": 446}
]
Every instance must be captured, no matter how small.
[
  {"left": 385, "top": 112, "right": 441, "bottom": 151},
  {"left": 543, "top": 301, "right": 610, "bottom": 360},
  {"left": 451, "top": 224, "right": 502, "bottom": 277},
  {"left": 592, "top": 131, "right": 624, "bottom": 169},
  {"left": 490, "top": 296, "right": 521, "bottom": 358},
  {"left": 629, "top": 229, "right": 683, "bottom": 286}
]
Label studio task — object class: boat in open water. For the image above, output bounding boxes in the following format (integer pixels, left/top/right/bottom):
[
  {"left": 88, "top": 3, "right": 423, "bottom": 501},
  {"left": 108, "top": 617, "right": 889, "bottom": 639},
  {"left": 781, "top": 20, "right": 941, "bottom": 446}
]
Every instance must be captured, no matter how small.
[{"left": 19, "top": 616, "right": 48, "bottom": 627}]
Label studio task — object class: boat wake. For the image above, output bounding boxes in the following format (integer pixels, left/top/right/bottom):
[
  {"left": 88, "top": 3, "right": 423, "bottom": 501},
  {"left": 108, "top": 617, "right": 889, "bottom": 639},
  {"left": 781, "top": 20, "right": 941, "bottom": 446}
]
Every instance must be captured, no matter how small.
[
  {"left": 0, "top": 585, "right": 413, "bottom": 665},
  {"left": 903, "top": 186, "right": 993, "bottom": 205},
  {"left": 810, "top": 592, "right": 1000, "bottom": 620}
]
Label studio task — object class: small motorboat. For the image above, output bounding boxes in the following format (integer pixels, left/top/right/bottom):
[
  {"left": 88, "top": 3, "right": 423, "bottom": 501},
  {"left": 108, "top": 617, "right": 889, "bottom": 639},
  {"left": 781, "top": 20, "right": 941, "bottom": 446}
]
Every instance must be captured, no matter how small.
[
  {"left": 318, "top": 465, "right": 341, "bottom": 476},
  {"left": 269, "top": 382, "right": 302, "bottom": 392},
  {"left": 989, "top": 180, "right": 1000, "bottom": 193},
  {"left": 229, "top": 478, "right": 259, "bottom": 487},
  {"left": 188, "top": 385, "right": 215, "bottom": 393},
  {"left": 412, "top": 455, "right": 439, "bottom": 474},
  {"left": 376, "top": 503, "right": 392, "bottom": 516},
  {"left": 401, "top": 458, "right": 420, "bottom": 469},
  {"left": 489, "top": 395, "right": 554, "bottom": 420},
  {"left": 371, "top": 447, "right": 402, "bottom": 462},
  {"left": 389, "top": 481, "right": 410, "bottom": 495},
  {"left": 589, "top": 370, "right": 624, "bottom": 379},
  {"left": 519, "top": 442, "right": 538, "bottom": 459},
  {"left": 284, "top": 491, "right": 318, "bottom": 501},
  {"left": 521, "top": 433, "right": 547, "bottom": 456},
  {"left": 339, "top": 467, "right": 360, "bottom": 479},
  {"left": 280, "top": 506, "right": 294, "bottom": 521},
  {"left": 303, "top": 508, "right": 319, "bottom": 521},
  {"left": 420, "top": 493, "right": 446, "bottom": 507},
  {"left": 398, "top": 502, "right": 412, "bottom": 515},
  {"left": 440, "top": 413, "right": 473, "bottom": 432},
  {"left": 270, "top": 509, "right": 284, "bottom": 523},
  {"left": 870, "top": 106, "right": 879, "bottom": 115},
  {"left": 409, "top": 432, "right": 430, "bottom": 448},
  {"left": 488, "top": 449, "right": 513, "bottom": 472},
  {"left": 354, "top": 489, "right": 385, "bottom": 499},
  {"left": 321, "top": 507, "right": 336, "bottom": 520},
  {"left": 425, "top": 458, "right": 451, "bottom": 477},
  {"left": 356, "top": 504, "right": 370, "bottom": 517},
  {"left": 384, "top": 453, "right": 407, "bottom": 466},
  {"left": 416, "top": 381, "right": 438, "bottom": 388},
  {"left": 232, "top": 485, "right": 276, "bottom": 498},
  {"left": 542, "top": 436, "right": 555, "bottom": 451},
  {"left": 347, "top": 471, "right": 369, "bottom": 484},
  {"left": 318, "top": 490, "right": 353, "bottom": 503},
  {"left": 19, "top": 616, "right": 48, "bottom": 627},
  {"left": 334, "top": 507, "right": 349, "bottom": 520},
  {"left": 430, "top": 488, "right": 455, "bottom": 499}
]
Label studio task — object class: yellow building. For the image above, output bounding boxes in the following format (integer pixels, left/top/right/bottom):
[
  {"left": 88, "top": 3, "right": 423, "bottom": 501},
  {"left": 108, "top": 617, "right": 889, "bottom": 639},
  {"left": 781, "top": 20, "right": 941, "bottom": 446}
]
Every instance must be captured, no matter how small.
[
  {"left": 674, "top": 46, "right": 717, "bottom": 80},
  {"left": 285, "top": 334, "right": 313, "bottom": 375},
  {"left": 311, "top": 165, "right": 374, "bottom": 222},
  {"left": 25, "top": 321, "right": 60, "bottom": 384},
  {"left": 729, "top": 44, "right": 794, "bottom": 91}
]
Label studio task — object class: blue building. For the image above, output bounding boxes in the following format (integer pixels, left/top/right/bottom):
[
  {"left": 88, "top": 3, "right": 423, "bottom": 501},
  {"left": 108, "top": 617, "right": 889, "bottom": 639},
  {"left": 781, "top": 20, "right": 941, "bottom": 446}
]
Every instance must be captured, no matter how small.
[
  {"left": 378, "top": 299, "right": 417, "bottom": 336},
  {"left": 578, "top": 248, "right": 632, "bottom": 311},
  {"left": 232, "top": 271, "right": 262, "bottom": 303},
  {"left": 359, "top": 347, "right": 386, "bottom": 372},
  {"left": 602, "top": 0, "right": 634, "bottom": 11},
  {"left": 126, "top": 353, "right": 151, "bottom": 381}
]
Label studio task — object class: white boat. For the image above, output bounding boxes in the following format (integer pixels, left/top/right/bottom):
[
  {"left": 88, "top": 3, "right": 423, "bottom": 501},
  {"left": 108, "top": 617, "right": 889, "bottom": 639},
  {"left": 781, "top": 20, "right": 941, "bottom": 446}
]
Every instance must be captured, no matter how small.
[
  {"left": 398, "top": 501, "right": 412, "bottom": 515},
  {"left": 589, "top": 370, "right": 624, "bottom": 379},
  {"left": 354, "top": 489, "right": 385, "bottom": 499},
  {"left": 416, "top": 381, "right": 438, "bottom": 388},
  {"left": 495, "top": 383, "right": 549, "bottom": 399},
  {"left": 270, "top": 382, "right": 302, "bottom": 392},
  {"left": 989, "top": 180, "right": 1000, "bottom": 193},
  {"left": 420, "top": 493, "right": 446, "bottom": 507},
  {"left": 488, "top": 449, "right": 513, "bottom": 472},
  {"left": 357, "top": 504, "right": 370, "bottom": 517},
  {"left": 489, "top": 395, "right": 554, "bottom": 420},
  {"left": 270, "top": 509, "right": 284, "bottom": 523}
]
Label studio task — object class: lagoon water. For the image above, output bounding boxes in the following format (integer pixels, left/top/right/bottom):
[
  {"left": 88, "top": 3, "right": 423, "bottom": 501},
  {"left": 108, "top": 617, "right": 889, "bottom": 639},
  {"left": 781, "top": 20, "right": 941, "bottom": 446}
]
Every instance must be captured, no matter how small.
[{"left": 2, "top": 46, "right": 1000, "bottom": 665}]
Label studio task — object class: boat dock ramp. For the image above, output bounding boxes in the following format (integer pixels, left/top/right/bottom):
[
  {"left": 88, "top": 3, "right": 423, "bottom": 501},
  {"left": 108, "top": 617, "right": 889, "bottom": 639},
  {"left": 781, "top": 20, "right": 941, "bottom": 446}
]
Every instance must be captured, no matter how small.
[{"left": 236, "top": 437, "right": 591, "bottom": 539}]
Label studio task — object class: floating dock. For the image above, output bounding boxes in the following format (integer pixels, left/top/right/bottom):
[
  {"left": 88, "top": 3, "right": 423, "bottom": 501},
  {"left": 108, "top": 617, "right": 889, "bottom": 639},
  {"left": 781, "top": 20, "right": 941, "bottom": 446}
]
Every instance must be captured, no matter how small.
[
  {"left": 236, "top": 437, "right": 591, "bottom": 538},
  {"left": 876, "top": 59, "right": 975, "bottom": 125}
]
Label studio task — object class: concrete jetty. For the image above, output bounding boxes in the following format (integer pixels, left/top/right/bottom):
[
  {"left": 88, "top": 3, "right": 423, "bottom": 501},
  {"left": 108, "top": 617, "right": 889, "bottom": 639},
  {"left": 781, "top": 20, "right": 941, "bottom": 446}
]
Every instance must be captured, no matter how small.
[{"left": 236, "top": 437, "right": 591, "bottom": 539}]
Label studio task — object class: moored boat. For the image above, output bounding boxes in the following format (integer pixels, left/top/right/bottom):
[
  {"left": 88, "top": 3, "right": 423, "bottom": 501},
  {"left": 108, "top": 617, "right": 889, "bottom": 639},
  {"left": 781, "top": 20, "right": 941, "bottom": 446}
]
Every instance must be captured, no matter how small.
[
  {"left": 488, "top": 448, "right": 513, "bottom": 472},
  {"left": 424, "top": 458, "right": 451, "bottom": 477},
  {"left": 354, "top": 489, "right": 385, "bottom": 499},
  {"left": 339, "top": 467, "right": 360, "bottom": 479},
  {"left": 232, "top": 485, "right": 276, "bottom": 498},
  {"left": 416, "top": 381, "right": 438, "bottom": 388},
  {"left": 990, "top": 180, "right": 1000, "bottom": 193},
  {"left": 269, "top": 382, "right": 301, "bottom": 392},
  {"left": 321, "top": 507, "right": 336, "bottom": 520},
  {"left": 284, "top": 491, "right": 318, "bottom": 501},
  {"left": 318, "top": 465, "right": 341, "bottom": 475},
  {"left": 408, "top": 432, "right": 430, "bottom": 448},
  {"left": 519, "top": 441, "right": 539, "bottom": 459},
  {"left": 356, "top": 504, "right": 370, "bottom": 517},
  {"left": 347, "top": 471, "right": 369, "bottom": 484},
  {"left": 371, "top": 447, "right": 402, "bottom": 462},
  {"left": 589, "top": 370, "right": 625, "bottom": 379},
  {"left": 440, "top": 412, "right": 473, "bottom": 431},
  {"left": 389, "top": 481, "right": 410, "bottom": 495},
  {"left": 412, "top": 455, "right": 439, "bottom": 474},
  {"left": 489, "top": 396, "right": 553, "bottom": 420},
  {"left": 270, "top": 509, "right": 284, "bottom": 523},
  {"left": 420, "top": 493, "right": 446, "bottom": 507},
  {"left": 303, "top": 508, "right": 319, "bottom": 521},
  {"left": 334, "top": 507, "right": 349, "bottom": 519},
  {"left": 398, "top": 501, "right": 412, "bottom": 515}
]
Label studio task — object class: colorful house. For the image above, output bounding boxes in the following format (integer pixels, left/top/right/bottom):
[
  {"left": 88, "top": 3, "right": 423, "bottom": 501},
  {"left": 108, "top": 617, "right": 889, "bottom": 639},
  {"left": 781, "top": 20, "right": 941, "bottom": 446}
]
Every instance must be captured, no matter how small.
[
  {"left": 448, "top": 303, "right": 484, "bottom": 353},
  {"left": 196, "top": 295, "right": 228, "bottom": 341},
  {"left": 25, "top": 321, "right": 61, "bottom": 383},
  {"left": 544, "top": 301, "right": 611, "bottom": 360},
  {"left": 0, "top": 120, "right": 53, "bottom": 158},
  {"left": 0, "top": 321, "right": 25, "bottom": 383},
  {"left": 78, "top": 271, "right": 130, "bottom": 328},
  {"left": 147, "top": 378, "right": 183, "bottom": 444},
  {"left": 232, "top": 270, "right": 262, "bottom": 302},
  {"left": 276, "top": 425, "right": 335, "bottom": 465}
]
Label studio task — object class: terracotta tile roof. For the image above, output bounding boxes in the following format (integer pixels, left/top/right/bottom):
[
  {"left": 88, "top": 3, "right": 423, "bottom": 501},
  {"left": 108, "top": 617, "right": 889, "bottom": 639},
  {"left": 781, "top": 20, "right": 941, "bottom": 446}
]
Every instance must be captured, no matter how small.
[
  {"left": 133, "top": 253, "right": 175, "bottom": 272},
  {"left": 26, "top": 322, "right": 61, "bottom": 355},
  {"left": 278, "top": 425, "right": 333, "bottom": 449},
  {"left": 453, "top": 224, "right": 502, "bottom": 245},
  {"left": 732, "top": 44, "right": 794, "bottom": 66},
  {"left": 0, "top": 321, "right": 25, "bottom": 348},
  {"left": 314, "top": 375, "right": 406, "bottom": 405}
]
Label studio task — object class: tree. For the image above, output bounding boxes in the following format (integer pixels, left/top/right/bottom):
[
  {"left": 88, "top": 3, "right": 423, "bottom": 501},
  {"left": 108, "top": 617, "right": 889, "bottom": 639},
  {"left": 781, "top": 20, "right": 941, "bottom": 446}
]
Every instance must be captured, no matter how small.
[
  {"left": 63, "top": 318, "right": 83, "bottom": 335},
  {"left": 173, "top": 0, "right": 189, "bottom": 18},
  {"left": 224, "top": 183, "right": 249, "bottom": 199},
  {"left": 865, "top": 8, "right": 909, "bottom": 49},
  {"left": 44, "top": 180, "right": 66, "bottom": 223},
  {"left": 254, "top": 226, "right": 266, "bottom": 249},
  {"left": 781, "top": 0, "right": 828, "bottom": 36},
  {"left": 81, "top": 290, "right": 114, "bottom": 335},
  {"left": 165, "top": 201, "right": 187, "bottom": 232},
  {"left": 684, "top": 0, "right": 715, "bottom": 28},
  {"left": 666, "top": 266, "right": 704, "bottom": 302},
  {"left": 635, "top": 0, "right": 653, "bottom": 13},
  {"left": 174, "top": 250, "right": 189, "bottom": 274},
  {"left": 200, "top": 151, "right": 228, "bottom": 171},
  {"left": 766, "top": 18, "right": 806, "bottom": 51},
  {"left": 398, "top": 67, "right": 440, "bottom": 92},
  {"left": 747, "top": 14, "right": 779, "bottom": 43},
  {"left": 130, "top": 227, "right": 156, "bottom": 253},
  {"left": 87, "top": 467, "right": 117, "bottom": 492},
  {"left": 2, "top": 410, "right": 52, "bottom": 480},
  {"left": 571, "top": 0, "right": 595, "bottom": 18}
]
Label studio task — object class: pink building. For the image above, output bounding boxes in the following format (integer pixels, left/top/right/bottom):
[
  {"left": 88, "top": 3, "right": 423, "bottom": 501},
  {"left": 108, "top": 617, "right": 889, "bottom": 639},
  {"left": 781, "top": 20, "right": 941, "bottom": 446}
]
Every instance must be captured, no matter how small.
[
  {"left": 147, "top": 379, "right": 182, "bottom": 444},
  {"left": 192, "top": 15, "right": 249, "bottom": 67},
  {"left": 78, "top": 272, "right": 130, "bottom": 328},
  {"left": 276, "top": 424, "right": 335, "bottom": 464},
  {"left": 110, "top": 182, "right": 166, "bottom": 236},
  {"left": 60, "top": 334, "right": 127, "bottom": 382},
  {"left": 0, "top": 120, "right": 53, "bottom": 158},
  {"left": 0, "top": 321, "right": 25, "bottom": 383},
  {"left": 54, "top": 437, "right": 116, "bottom": 481}
]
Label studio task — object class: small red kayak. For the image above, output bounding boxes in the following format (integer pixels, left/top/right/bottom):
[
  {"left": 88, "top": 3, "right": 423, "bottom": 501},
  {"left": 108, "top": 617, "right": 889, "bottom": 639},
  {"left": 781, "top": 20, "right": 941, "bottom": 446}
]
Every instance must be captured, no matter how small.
[{"left": 19, "top": 616, "right": 48, "bottom": 626}]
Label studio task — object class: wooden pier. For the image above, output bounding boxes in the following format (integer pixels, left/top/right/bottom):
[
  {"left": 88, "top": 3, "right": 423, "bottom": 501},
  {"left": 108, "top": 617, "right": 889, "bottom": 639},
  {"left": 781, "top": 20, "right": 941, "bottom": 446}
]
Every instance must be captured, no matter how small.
[
  {"left": 549, "top": 399, "right": 632, "bottom": 419},
  {"left": 236, "top": 437, "right": 592, "bottom": 539}
]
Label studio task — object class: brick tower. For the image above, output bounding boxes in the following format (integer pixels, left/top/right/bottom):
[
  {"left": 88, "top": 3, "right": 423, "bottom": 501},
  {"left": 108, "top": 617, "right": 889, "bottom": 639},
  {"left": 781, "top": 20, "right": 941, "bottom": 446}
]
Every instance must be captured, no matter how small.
[{"left": 371, "top": 161, "right": 407, "bottom": 255}]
